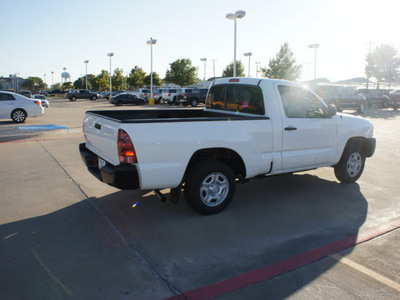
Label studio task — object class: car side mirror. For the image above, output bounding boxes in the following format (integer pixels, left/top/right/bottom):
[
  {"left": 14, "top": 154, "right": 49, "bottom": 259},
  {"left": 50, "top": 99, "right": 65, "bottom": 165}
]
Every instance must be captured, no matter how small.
[{"left": 326, "top": 104, "right": 337, "bottom": 117}]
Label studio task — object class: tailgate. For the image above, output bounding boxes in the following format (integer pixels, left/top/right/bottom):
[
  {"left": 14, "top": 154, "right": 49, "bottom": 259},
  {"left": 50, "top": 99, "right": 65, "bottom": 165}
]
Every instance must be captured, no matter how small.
[{"left": 83, "top": 113, "right": 119, "bottom": 166}]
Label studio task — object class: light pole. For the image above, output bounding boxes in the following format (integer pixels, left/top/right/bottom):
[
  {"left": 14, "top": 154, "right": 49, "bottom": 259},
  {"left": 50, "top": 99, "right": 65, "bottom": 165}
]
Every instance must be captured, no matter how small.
[
  {"left": 107, "top": 52, "right": 114, "bottom": 99},
  {"left": 244, "top": 52, "right": 252, "bottom": 77},
  {"left": 308, "top": 43, "right": 320, "bottom": 79},
  {"left": 226, "top": 10, "right": 246, "bottom": 77},
  {"left": 43, "top": 74, "right": 46, "bottom": 91},
  {"left": 147, "top": 38, "right": 157, "bottom": 104},
  {"left": 51, "top": 71, "right": 54, "bottom": 88},
  {"left": 84, "top": 60, "right": 89, "bottom": 90},
  {"left": 255, "top": 62, "right": 260, "bottom": 77},
  {"left": 200, "top": 58, "right": 207, "bottom": 81}
]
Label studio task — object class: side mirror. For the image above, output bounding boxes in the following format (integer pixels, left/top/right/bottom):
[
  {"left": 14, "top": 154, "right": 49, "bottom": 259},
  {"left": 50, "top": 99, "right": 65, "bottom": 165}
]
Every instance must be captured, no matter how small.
[{"left": 326, "top": 104, "right": 337, "bottom": 117}]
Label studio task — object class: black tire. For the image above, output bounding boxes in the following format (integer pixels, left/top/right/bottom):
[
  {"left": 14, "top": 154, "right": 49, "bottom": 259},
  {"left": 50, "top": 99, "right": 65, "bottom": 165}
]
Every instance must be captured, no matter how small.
[
  {"left": 11, "top": 109, "right": 27, "bottom": 123},
  {"left": 334, "top": 144, "right": 365, "bottom": 183},
  {"left": 191, "top": 99, "right": 199, "bottom": 107},
  {"left": 358, "top": 101, "right": 367, "bottom": 113},
  {"left": 70, "top": 96, "right": 77, "bottom": 101},
  {"left": 117, "top": 101, "right": 123, "bottom": 106},
  {"left": 184, "top": 160, "right": 236, "bottom": 215},
  {"left": 91, "top": 96, "right": 97, "bottom": 101},
  {"left": 382, "top": 101, "right": 388, "bottom": 108}
]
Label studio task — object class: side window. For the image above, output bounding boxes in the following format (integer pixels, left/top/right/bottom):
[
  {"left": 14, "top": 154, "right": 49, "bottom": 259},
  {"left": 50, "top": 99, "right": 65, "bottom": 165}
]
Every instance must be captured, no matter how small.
[
  {"left": 0, "top": 93, "right": 15, "bottom": 101},
  {"left": 278, "top": 85, "right": 325, "bottom": 118},
  {"left": 207, "top": 85, "right": 264, "bottom": 115}
]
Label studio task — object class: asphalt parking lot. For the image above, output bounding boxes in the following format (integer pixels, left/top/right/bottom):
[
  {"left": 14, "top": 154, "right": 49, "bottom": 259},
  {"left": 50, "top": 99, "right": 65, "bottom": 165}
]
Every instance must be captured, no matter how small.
[{"left": 1, "top": 98, "right": 400, "bottom": 299}]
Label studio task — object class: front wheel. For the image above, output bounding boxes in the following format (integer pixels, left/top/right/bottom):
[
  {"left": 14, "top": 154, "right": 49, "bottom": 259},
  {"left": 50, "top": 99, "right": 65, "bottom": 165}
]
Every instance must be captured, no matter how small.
[
  {"left": 358, "top": 101, "right": 367, "bottom": 113},
  {"left": 184, "top": 160, "right": 236, "bottom": 215},
  {"left": 70, "top": 96, "right": 77, "bottom": 101},
  {"left": 11, "top": 109, "right": 27, "bottom": 123},
  {"left": 334, "top": 144, "right": 365, "bottom": 183},
  {"left": 191, "top": 99, "right": 199, "bottom": 107}
]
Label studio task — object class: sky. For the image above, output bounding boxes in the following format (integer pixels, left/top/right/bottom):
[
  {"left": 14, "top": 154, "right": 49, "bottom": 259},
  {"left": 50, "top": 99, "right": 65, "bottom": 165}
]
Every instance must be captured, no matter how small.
[{"left": 1, "top": 0, "right": 399, "bottom": 85}]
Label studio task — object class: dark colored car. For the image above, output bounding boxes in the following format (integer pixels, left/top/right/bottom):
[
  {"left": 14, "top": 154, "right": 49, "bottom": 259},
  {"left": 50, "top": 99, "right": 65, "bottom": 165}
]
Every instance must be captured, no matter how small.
[
  {"left": 18, "top": 90, "right": 32, "bottom": 98},
  {"left": 110, "top": 93, "right": 147, "bottom": 106},
  {"left": 357, "top": 89, "right": 390, "bottom": 108},
  {"left": 314, "top": 85, "right": 367, "bottom": 113},
  {"left": 388, "top": 90, "right": 400, "bottom": 110},
  {"left": 66, "top": 89, "right": 99, "bottom": 101},
  {"left": 177, "top": 88, "right": 209, "bottom": 107}
]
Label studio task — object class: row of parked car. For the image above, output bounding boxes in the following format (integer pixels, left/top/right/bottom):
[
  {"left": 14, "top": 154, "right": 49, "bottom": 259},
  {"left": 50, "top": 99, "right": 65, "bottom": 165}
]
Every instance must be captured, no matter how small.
[
  {"left": 314, "top": 85, "right": 400, "bottom": 113},
  {"left": 107, "top": 87, "right": 209, "bottom": 107}
]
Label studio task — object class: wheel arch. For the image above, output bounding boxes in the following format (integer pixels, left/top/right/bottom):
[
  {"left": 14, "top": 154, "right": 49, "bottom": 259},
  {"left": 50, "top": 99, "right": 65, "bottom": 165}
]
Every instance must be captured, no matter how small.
[
  {"left": 11, "top": 108, "right": 28, "bottom": 118},
  {"left": 341, "top": 137, "right": 374, "bottom": 159},
  {"left": 184, "top": 148, "right": 246, "bottom": 181}
]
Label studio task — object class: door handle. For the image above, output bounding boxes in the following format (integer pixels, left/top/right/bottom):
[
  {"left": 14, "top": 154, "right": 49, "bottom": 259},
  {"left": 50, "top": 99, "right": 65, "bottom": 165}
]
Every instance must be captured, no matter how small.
[
  {"left": 284, "top": 126, "right": 297, "bottom": 131},
  {"left": 95, "top": 123, "right": 101, "bottom": 130}
]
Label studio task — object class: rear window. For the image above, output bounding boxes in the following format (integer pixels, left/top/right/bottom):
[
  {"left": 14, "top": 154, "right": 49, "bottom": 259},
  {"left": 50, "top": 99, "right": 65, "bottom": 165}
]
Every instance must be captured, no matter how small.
[{"left": 206, "top": 84, "right": 264, "bottom": 115}]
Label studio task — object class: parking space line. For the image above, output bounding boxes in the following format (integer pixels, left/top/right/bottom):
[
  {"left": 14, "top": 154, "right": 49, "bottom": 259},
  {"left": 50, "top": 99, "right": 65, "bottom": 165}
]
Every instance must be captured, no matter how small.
[{"left": 330, "top": 254, "right": 400, "bottom": 292}]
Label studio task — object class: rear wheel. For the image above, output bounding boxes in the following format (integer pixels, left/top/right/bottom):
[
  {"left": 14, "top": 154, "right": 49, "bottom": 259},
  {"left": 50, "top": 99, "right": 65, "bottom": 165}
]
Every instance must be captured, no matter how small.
[
  {"left": 11, "top": 109, "right": 27, "bottom": 123},
  {"left": 191, "top": 99, "right": 199, "bottom": 107},
  {"left": 91, "top": 96, "right": 97, "bottom": 101},
  {"left": 334, "top": 144, "right": 365, "bottom": 183},
  {"left": 184, "top": 160, "right": 236, "bottom": 215}
]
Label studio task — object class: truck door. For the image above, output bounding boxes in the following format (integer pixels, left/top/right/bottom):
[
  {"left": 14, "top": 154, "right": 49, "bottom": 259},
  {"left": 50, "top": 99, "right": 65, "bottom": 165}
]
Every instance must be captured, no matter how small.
[{"left": 276, "top": 84, "right": 337, "bottom": 171}]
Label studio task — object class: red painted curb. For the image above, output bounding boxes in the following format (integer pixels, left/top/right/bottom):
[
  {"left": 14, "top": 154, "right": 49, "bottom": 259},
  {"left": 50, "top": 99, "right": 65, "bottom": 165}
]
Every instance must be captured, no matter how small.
[{"left": 165, "top": 219, "right": 400, "bottom": 300}]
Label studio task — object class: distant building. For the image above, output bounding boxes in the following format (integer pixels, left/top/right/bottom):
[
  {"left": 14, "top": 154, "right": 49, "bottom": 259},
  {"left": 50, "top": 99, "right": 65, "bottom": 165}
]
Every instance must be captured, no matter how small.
[{"left": 0, "top": 75, "right": 25, "bottom": 91}]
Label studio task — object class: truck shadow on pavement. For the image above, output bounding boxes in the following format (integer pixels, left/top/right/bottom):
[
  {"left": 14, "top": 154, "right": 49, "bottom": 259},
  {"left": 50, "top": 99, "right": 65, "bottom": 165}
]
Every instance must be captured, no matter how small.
[{"left": 0, "top": 174, "right": 368, "bottom": 299}]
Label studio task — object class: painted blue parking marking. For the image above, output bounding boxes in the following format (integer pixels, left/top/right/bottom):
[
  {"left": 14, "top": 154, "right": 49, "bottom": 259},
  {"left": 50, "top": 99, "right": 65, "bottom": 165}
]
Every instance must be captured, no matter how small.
[{"left": 18, "top": 124, "right": 72, "bottom": 132}]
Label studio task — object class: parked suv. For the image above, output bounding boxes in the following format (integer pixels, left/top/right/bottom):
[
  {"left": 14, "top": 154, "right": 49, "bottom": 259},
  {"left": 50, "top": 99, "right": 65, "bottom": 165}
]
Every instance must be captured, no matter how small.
[
  {"left": 66, "top": 89, "right": 99, "bottom": 101},
  {"left": 357, "top": 89, "right": 390, "bottom": 108},
  {"left": 161, "top": 88, "right": 182, "bottom": 105},
  {"left": 315, "top": 85, "right": 367, "bottom": 113}
]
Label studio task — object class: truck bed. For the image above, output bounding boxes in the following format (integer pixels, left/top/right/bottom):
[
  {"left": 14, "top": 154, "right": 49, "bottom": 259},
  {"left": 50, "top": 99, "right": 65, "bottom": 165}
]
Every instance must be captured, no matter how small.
[{"left": 86, "top": 109, "right": 268, "bottom": 123}]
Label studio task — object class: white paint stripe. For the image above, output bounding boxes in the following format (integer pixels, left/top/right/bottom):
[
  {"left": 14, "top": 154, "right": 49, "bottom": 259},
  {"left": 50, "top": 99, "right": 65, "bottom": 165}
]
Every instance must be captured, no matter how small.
[{"left": 330, "top": 254, "right": 400, "bottom": 292}]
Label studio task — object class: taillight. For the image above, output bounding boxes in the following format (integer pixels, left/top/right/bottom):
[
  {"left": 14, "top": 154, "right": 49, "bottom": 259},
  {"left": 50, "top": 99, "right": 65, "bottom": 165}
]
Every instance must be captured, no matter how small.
[
  {"left": 184, "top": 94, "right": 188, "bottom": 97},
  {"left": 118, "top": 129, "right": 137, "bottom": 164},
  {"left": 168, "top": 93, "right": 171, "bottom": 96}
]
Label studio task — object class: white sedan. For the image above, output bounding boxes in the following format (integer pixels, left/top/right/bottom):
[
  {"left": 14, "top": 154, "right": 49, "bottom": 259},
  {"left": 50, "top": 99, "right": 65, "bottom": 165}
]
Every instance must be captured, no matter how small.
[
  {"left": 0, "top": 91, "right": 44, "bottom": 123},
  {"left": 33, "top": 94, "right": 49, "bottom": 107}
]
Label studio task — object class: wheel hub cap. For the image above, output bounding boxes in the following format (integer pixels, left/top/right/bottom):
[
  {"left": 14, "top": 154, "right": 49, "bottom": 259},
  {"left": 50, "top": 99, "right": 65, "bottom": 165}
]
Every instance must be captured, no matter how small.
[
  {"left": 347, "top": 152, "right": 362, "bottom": 177},
  {"left": 200, "top": 172, "right": 229, "bottom": 207}
]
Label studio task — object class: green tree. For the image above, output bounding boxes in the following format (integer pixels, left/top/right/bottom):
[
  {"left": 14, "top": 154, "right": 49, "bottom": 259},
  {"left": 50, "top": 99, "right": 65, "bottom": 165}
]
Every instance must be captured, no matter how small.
[
  {"left": 73, "top": 76, "right": 86, "bottom": 89},
  {"left": 222, "top": 60, "right": 246, "bottom": 77},
  {"left": 51, "top": 83, "right": 62, "bottom": 90},
  {"left": 74, "top": 74, "right": 96, "bottom": 90},
  {"left": 164, "top": 59, "right": 199, "bottom": 86},
  {"left": 62, "top": 82, "right": 73, "bottom": 90},
  {"left": 22, "top": 77, "right": 45, "bottom": 92},
  {"left": 260, "top": 43, "right": 302, "bottom": 80},
  {"left": 112, "top": 68, "right": 124, "bottom": 90},
  {"left": 366, "top": 44, "right": 400, "bottom": 89},
  {"left": 94, "top": 70, "right": 110, "bottom": 91},
  {"left": 144, "top": 72, "right": 163, "bottom": 87},
  {"left": 127, "top": 66, "right": 146, "bottom": 89}
]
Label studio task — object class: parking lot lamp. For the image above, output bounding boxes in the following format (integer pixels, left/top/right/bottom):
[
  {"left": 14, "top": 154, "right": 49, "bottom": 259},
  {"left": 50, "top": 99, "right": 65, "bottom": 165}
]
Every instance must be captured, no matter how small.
[
  {"left": 147, "top": 38, "right": 157, "bottom": 104},
  {"left": 244, "top": 52, "right": 252, "bottom": 77},
  {"left": 84, "top": 60, "right": 89, "bottom": 90},
  {"left": 107, "top": 53, "right": 114, "bottom": 99},
  {"left": 51, "top": 71, "right": 54, "bottom": 87},
  {"left": 43, "top": 74, "right": 47, "bottom": 91},
  {"left": 308, "top": 44, "right": 320, "bottom": 79},
  {"left": 226, "top": 10, "right": 246, "bottom": 77},
  {"left": 200, "top": 58, "right": 207, "bottom": 81}
]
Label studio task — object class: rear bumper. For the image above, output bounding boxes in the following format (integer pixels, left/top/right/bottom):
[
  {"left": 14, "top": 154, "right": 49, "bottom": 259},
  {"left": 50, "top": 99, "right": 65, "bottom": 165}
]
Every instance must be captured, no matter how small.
[{"left": 79, "top": 143, "right": 140, "bottom": 190}]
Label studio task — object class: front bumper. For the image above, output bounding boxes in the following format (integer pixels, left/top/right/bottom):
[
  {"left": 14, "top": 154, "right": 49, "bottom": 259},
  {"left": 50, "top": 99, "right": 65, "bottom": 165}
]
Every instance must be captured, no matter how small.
[
  {"left": 79, "top": 143, "right": 140, "bottom": 190},
  {"left": 366, "top": 138, "right": 376, "bottom": 158}
]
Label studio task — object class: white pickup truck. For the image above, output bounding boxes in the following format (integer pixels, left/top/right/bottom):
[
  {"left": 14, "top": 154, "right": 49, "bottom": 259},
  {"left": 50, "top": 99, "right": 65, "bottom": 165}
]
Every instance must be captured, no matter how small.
[{"left": 80, "top": 78, "right": 376, "bottom": 215}]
